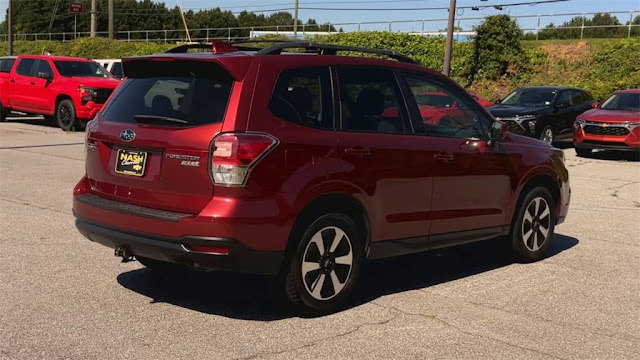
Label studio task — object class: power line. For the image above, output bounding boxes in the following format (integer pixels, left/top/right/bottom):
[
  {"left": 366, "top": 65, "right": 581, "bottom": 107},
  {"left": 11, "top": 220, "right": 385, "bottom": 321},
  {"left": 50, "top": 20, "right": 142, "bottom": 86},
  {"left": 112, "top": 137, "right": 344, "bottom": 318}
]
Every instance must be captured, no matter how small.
[{"left": 296, "top": 0, "right": 573, "bottom": 11}]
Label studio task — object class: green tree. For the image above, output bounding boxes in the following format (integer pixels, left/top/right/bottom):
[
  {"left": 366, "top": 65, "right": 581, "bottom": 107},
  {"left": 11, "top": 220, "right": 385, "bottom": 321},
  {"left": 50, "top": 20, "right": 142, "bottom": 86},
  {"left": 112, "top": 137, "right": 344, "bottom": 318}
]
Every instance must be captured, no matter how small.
[
  {"left": 469, "top": 15, "right": 526, "bottom": 82},
  {"left": 538, "top": 13, "right": 624, "bottom": 40}
]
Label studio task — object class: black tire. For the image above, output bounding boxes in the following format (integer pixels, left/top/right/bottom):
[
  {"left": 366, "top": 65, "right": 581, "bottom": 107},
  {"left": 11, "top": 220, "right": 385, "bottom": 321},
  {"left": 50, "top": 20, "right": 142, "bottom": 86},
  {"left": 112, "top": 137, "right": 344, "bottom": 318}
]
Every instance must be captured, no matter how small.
[
  {"left": 575, "top": 147, "right": 592, "bottom": 157},
  {"left": 539, "top": 126, "right": 554, "bottom": 144},
  {"left": 136, "top": 256, "right": 185, "bottom": 274},
  {"left": 284, "top": 213, "right": 363, "bottom": 316},
  {"left": 0, "top": 101, "right": 7, "bottom": 122},
  {"left": 511, "top": 186, "right": 556, "bottom": 263},
  {"left": 56, "top": 99, "right": 78, "bottom": 131}
]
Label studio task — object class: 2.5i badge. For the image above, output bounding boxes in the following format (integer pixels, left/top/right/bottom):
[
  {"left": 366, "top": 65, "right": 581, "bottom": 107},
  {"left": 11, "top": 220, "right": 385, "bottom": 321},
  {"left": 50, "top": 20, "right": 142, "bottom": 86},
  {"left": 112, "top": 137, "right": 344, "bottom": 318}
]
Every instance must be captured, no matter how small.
[{"left": 115, "top": 149, "right": 148, "bottom": 176}]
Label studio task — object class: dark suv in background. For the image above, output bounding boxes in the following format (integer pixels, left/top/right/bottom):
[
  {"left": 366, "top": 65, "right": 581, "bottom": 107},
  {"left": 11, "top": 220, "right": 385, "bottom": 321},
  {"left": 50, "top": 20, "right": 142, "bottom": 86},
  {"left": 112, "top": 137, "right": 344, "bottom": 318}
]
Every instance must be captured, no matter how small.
[
  {"left": 73, "top": 42, "right": 571, "bottom": 315},
  {"left": 487, "top": 86, "right": 597, "bottom": 143}
]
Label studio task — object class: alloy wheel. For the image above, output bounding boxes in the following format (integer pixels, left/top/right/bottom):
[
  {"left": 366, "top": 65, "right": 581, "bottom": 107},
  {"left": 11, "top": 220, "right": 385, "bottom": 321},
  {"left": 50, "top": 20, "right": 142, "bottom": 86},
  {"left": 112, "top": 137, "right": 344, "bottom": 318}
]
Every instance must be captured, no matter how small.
[
  {"left": 541, "top": 128, "right": 554, "bottom": 144},
  {"left": 522, "top": 197, "right": 551, "bottom": 252},
  {"left": 301, "top": 226, "right": 353, "bottom": 301}
]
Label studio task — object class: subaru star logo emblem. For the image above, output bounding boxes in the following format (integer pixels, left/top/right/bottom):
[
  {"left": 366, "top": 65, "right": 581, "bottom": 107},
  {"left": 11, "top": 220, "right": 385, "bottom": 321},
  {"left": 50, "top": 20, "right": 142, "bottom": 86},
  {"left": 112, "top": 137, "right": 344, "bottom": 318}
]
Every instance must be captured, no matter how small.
[{"left": 120, "top": 129, "right": 135, "bottom": 142}]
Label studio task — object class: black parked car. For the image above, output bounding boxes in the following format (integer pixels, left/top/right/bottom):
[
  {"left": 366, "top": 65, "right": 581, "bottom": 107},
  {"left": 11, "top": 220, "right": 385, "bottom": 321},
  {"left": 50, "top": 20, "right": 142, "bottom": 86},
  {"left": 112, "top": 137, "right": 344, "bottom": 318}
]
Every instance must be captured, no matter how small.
[{"left": 487, "top": 86, "right": 597, "bottom": 143}]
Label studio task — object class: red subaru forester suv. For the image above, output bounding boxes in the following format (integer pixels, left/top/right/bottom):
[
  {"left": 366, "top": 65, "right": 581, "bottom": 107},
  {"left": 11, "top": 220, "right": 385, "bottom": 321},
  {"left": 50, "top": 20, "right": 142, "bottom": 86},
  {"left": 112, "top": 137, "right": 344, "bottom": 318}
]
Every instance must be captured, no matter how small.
[{"left": 73, "top": 42, "right": 571, "bottom": 314}]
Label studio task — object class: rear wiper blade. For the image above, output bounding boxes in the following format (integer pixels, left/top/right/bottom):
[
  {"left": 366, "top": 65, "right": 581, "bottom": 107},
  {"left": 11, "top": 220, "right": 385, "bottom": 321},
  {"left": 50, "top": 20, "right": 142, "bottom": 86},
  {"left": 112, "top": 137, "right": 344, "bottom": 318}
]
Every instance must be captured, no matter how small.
[{"left": 133, "top": 115, "right": 188, "bottom": 124}]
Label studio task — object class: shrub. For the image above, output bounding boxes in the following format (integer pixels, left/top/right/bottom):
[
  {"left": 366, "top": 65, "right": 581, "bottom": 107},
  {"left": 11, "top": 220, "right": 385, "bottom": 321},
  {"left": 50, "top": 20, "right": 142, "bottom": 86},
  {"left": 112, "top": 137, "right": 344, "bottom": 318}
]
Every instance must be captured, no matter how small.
[{"left": 470, "top": 15, "right": 526, "bottom": 81}]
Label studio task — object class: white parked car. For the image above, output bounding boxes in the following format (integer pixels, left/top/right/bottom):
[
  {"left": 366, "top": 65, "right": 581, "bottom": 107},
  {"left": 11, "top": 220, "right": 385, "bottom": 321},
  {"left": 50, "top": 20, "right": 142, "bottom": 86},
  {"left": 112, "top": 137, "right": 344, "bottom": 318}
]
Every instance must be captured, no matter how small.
[{"left": 93, "top": 59, "right": 123, "bottom": 79}]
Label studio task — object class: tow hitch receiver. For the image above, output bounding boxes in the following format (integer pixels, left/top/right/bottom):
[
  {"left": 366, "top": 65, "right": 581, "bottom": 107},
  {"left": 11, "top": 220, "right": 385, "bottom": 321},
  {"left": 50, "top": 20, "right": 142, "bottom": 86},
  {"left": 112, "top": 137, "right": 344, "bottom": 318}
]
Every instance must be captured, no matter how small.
[{"left": 115, "top": 247, "right": 134, "bottom": 263}]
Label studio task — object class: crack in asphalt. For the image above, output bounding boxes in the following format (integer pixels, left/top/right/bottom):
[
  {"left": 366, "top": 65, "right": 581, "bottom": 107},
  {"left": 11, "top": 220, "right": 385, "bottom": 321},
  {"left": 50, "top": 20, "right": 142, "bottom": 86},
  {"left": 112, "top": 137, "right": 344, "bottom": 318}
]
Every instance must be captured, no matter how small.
[
  {"left": 377, "top": 301, "right": 567, "bottom": 360},
  {"left": 606, "top": 181, "right": 640, "bottom": 191},
  {"left": 232, "top": 311, "right": 399, "bottom": 360},
  {"left": 0, "top": 197, "right": 72, "bottom": 215},
  {"left": 2, "top": 147, "right": 84, "bottom": 162},
  {"left": 464, "top": 299, "right": 639, "bottom": 345}
]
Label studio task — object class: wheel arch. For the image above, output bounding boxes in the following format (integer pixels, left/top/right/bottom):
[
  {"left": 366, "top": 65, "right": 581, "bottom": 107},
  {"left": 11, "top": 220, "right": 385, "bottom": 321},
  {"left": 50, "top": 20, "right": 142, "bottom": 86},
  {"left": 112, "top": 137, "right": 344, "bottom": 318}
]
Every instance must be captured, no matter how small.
[
  {"left": 54, "top": 94, "right": 74, "bottom": 110},
  {"left": 283, "top": 193, "right": 370, "bottom": 270},
  {"left": 510, "top": 171, "right": 561, "bottom": 227}
]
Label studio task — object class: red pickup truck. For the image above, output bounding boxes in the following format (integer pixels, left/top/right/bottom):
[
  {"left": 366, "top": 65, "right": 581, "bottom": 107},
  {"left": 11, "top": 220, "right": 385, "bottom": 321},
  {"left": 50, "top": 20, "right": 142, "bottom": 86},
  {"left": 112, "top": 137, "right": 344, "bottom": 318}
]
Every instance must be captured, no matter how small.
[{"left": 0, "top": 55, "right": 121, "bottom": 130}]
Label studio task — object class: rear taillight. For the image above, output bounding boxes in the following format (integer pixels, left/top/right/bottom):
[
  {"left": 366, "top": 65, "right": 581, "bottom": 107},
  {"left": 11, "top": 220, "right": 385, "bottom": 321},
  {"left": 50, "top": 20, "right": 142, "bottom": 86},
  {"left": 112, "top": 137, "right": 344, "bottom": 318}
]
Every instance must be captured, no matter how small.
[{"left": 211, "top": 132, "right": 278, "bottom": 186}]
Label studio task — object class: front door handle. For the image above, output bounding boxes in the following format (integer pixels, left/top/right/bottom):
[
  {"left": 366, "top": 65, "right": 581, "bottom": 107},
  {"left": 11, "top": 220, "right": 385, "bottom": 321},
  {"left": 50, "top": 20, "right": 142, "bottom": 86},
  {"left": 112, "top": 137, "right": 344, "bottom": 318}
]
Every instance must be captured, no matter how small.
[
  {"left": 9, "top": 79, "right": 15, "bottom": 83},
  {"left": 434, "top": 152, "right": 454, "bottom": 164},
  {"left": 30, "top": 81, "right": 36, "bottom": 85},
  {"left": 345, "top": 146, "right": 371, "bottom": 159}
]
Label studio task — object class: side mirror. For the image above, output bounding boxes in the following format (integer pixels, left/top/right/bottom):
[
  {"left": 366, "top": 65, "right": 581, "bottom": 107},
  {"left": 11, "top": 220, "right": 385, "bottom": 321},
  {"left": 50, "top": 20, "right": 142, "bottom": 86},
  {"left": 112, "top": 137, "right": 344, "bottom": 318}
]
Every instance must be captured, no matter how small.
[
  {"left": 591, "top": 102, "right": 600, "bottom": 109},
  {"left": 37, "top": 72, "right": 52, "bottom": 80},
  {"left": 490, "top": 121, "right": 508, "bottom": 142}
]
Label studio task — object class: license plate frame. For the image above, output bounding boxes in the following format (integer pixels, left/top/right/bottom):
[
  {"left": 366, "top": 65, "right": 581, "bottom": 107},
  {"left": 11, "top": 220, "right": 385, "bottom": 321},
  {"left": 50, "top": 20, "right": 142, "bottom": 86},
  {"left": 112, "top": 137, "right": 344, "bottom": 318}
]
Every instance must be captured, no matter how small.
[{"left": 115, "top": 149, "right": 148, "bottom": 177}]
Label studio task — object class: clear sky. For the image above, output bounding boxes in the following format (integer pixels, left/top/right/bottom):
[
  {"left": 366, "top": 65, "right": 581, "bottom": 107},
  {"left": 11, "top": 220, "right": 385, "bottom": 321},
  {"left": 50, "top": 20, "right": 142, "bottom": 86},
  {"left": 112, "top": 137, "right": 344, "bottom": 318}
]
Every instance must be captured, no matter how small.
[{"left": 1, "top": 0, "right": 639, "bottom": 33}]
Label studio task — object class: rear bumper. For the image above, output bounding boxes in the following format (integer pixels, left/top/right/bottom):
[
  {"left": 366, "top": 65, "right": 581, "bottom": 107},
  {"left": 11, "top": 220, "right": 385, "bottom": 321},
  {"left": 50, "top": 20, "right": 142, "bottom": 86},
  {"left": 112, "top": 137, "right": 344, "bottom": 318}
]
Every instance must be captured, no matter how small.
[{"left": 75, "top": 216, "right": 284, "bottom": 275}]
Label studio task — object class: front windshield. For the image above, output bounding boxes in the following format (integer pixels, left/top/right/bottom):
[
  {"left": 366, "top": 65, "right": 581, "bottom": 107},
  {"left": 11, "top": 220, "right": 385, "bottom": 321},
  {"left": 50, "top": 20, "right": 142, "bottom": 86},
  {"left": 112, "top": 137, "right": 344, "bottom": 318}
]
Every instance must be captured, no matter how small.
[
  {"left": 600, "top": 93, "right": 640, "bottom": 111},
  {"left": 501, "top": 88, "right": 557, "bottom": 107},
  {"left": 54, "top": 61, "right": 112, "bottom": 78}
]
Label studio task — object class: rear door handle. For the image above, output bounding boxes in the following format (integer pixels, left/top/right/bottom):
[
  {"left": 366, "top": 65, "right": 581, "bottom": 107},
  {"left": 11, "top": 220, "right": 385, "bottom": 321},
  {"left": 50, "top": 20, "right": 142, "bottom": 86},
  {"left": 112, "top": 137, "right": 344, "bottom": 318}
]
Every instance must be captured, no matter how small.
[
  {"left": 345, "top": 146, "right": 371, "bottom": 159},
  {"left": 434, "top": 152, "right": 454, "bottom": 164},
  {"left": 30, "top": 81, "right": 36, "bottom": 85},
  {"left": 9, "top": 79, "right": 15, "bottom": 83}
]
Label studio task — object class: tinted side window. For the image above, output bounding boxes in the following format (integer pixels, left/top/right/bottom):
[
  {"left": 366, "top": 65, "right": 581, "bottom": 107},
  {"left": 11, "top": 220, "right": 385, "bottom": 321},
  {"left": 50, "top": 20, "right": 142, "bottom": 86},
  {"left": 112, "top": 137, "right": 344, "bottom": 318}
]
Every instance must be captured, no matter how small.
[
  {"left": 0, "top": 59, "right": 16, "bottom": 73},
  {"left": 338, "top": 67, "right": 411, "bottom": 134},
  {"left": 402, "top": 72, "right": 485, "bottom": 139},
  {"left": 16, "top": 58, "right": 37, "bottom": 76},
  {"left": 571, "top": 90, "right": 587, "bottom": 104},
  {"left": 36, "top": 60, "right": 53, "bottom": 76},
  {"left": 269, "top": 67, "right": 333, "bottom": 129},
  {"left": 556, "top": 91, "right": 572, "bottom": 105}
]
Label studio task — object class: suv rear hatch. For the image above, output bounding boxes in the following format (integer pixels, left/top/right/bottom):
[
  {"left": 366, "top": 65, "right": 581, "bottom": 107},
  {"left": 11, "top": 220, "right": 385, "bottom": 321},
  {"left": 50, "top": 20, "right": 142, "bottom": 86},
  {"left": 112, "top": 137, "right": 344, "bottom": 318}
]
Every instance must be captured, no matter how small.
[{"left": 85, "top": 58, "right": 236, "bottom": 214}]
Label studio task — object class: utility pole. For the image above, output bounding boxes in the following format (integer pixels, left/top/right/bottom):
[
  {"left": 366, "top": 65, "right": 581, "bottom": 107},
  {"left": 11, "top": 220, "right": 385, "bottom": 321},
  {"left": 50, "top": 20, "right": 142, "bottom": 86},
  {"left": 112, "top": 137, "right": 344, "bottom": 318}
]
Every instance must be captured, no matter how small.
[
  {"left": 90, "top": 0, "right": 97, "bottom": 37},
  {"left": 293, "top": 0, "right": 299, "bottom": 38},
  {"left": 7, "top": 0, "right": 13, "bottom": 55},
  {"left": 108, "top": 0, "right": 114, "bottom": 39},
  {"left": 442, "top": 0, "right": 457, "bottom": 77}
]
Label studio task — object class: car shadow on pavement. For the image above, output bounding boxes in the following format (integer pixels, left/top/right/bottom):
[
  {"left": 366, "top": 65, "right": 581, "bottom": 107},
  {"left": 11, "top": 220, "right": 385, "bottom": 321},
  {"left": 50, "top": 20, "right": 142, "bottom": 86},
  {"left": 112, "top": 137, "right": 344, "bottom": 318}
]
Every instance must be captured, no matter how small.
[
  {"left": 116, "top": 233, "right": 578, "bottom": 321},
  {"left": 585, "top": 150, "right": 640, "bottom": 162}
]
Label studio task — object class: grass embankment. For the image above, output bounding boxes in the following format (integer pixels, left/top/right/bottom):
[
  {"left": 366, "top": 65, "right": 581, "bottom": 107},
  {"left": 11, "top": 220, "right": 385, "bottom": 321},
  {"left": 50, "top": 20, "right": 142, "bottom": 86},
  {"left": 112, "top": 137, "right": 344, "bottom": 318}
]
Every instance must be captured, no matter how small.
[{"left": 1, "top": 36, "right": 638, "bottom": 101}]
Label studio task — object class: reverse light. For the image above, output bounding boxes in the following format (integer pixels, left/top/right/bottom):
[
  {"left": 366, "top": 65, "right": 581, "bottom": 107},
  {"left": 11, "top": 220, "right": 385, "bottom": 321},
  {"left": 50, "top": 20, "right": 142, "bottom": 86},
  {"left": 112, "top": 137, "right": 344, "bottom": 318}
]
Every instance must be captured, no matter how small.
[{"left": 211, "top": 133, "right": 278, "bottom": 186}]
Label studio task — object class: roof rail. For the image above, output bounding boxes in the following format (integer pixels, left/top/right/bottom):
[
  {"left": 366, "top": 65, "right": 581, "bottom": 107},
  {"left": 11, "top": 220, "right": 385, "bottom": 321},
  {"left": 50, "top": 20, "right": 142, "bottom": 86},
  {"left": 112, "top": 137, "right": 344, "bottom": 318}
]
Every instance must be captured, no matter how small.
[{"left": 256, "top": 41, "right": 418, "bottom": 64}]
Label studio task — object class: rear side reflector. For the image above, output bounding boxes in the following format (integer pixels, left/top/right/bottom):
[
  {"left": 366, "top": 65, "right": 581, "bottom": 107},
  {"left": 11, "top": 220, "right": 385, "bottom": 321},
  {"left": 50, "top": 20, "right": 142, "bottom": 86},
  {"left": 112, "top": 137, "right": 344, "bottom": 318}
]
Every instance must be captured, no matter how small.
[
  {"left": 211, "top": 133, "right": 278, "bottom": 186},
  {"left": 186, "top": 244, "right": 230, "bottom": 255}
]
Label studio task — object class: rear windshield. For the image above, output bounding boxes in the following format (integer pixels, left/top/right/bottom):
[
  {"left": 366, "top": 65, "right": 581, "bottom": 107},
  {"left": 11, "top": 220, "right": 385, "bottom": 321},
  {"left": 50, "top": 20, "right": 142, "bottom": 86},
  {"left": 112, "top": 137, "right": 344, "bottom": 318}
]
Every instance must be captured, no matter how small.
[
  {"left": 101, "top": 77, "right": 232, "bottom": 127},
  {"left": 54, "top": 61, "right": 112, "bottom": 78}
]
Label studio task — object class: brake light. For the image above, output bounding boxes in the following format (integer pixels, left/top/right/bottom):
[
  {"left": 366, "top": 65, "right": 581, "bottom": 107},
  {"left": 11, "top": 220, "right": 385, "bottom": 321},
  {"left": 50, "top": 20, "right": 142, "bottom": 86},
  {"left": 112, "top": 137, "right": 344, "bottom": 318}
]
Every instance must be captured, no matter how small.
[{"left": 211, "top": 133, "right": 278, "bottom": 186}]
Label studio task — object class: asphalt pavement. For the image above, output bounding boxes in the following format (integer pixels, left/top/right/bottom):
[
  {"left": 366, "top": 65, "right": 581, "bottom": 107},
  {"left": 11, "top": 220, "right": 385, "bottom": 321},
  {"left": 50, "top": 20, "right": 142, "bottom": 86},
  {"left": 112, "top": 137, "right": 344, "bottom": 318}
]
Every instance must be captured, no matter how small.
[{"left": 1, "top": 119, "right": 639, "bottom": 359}]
